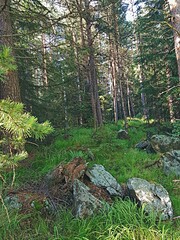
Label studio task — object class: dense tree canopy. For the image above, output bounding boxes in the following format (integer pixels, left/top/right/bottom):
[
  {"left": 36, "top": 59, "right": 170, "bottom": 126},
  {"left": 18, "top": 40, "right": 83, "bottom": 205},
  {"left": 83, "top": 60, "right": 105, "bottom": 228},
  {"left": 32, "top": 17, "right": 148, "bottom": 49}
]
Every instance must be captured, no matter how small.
[{"left": 0, "top": 0, "right": 179, "bottom": 127}]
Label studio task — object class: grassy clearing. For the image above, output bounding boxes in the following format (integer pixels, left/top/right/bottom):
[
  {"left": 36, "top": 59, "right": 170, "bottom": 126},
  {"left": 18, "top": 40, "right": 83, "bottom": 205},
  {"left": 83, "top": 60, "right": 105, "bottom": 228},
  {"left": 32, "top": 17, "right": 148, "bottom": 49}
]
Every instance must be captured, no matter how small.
[{"left": 0, "top": 119, "right": 180, "bottom": 239}]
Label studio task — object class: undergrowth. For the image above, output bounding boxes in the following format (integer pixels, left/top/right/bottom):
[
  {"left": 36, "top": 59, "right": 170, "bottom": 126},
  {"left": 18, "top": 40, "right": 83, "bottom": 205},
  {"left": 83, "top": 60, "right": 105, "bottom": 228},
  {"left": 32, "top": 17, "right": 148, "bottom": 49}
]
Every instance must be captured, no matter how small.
[{"left": 0, "top": 119, "right": 180, "bottom": 239}]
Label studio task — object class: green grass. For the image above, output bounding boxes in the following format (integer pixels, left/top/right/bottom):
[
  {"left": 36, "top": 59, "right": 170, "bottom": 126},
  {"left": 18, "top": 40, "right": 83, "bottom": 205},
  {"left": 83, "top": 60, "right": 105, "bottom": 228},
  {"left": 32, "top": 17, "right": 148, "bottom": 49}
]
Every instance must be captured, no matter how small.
[
  {"left": 0, "top": 201, "right": 179, "bottom": 240},
  {"left": 1, "top": 119, "right": 180, "bottom": 239}
]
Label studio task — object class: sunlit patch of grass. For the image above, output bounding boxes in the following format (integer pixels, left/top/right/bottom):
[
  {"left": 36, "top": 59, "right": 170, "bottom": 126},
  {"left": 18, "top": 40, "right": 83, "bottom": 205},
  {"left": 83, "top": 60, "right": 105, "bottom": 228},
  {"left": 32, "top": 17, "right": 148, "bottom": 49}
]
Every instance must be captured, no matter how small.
[{"left": 97, "top": 225, "right": 174, "bottom": 240}]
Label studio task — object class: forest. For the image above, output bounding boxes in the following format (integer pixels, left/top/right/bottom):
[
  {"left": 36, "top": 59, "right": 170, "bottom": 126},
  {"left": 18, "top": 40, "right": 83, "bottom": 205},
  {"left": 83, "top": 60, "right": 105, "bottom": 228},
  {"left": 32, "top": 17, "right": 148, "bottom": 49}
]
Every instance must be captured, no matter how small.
[{"left": 0, "top": 0, "right": 180, "bottom": 239}]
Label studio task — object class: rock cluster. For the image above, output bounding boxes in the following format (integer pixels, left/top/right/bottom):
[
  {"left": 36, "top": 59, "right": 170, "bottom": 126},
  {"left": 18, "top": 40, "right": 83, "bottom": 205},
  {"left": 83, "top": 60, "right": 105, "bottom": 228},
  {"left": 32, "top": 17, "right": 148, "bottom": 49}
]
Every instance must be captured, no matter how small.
[
  {"left": 151, "top": 135, "right": 180, "bottom": 176},
  {"left": 136, "top": 134, "right": 180, "bottom": 177},
  {"left": 5, "top": 157, "right": 174, "bottom": 220},
  {"left": 5, "top": 131, "right": 179, "bottom": 219}
]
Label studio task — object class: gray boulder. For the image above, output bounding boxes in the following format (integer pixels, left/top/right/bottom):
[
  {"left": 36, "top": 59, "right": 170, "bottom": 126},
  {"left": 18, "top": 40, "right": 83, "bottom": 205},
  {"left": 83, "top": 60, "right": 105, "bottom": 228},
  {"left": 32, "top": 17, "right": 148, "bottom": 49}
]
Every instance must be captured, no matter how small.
[
  {"left": 86, "top": 164, "right": 123, "bottom": 197},
  {"left": 162, "top": 150, "right": 180, "bottom": 177},
  {"left": 135, "top": 140, "right": 149, "bottom": 150},
  {"left": 73, "top": 179, "right": 102, "bottom": 218},
  {"left": 151, "top": 135, "right": 180, "bottom": 153},
  {"left": 135, "top": 140, "right": 155, "bottom": 154},
  {"left": 117, "top": 129, "right": 129, "bottom": 139},
  {"left": 127, "top": 178, "right": 173, "bottom": 220}
]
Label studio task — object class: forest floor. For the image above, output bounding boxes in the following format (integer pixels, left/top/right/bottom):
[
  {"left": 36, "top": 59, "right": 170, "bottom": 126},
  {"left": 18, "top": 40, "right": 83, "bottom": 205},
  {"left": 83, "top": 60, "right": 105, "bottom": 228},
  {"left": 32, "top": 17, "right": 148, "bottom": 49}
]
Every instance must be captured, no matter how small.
[{"left": 0, "top": 119, "right": 180, "bottom": 240}]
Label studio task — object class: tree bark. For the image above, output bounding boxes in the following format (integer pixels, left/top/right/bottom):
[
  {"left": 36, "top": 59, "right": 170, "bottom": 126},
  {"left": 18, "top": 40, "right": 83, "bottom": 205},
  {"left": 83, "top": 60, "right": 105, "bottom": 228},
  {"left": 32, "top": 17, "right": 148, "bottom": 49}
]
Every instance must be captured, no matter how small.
[
  {"left": 0, "top": 0, "right": 21, "bottom": 101},
  {"left": 129, "top": 0, "right": 149, "bottom": 120},
  {"left": 111, "top": 2, "right": 128, "bottom": 128},
  {"left": 71, "top": 29, "right": 83, "bottom": 125},
  {"left": 109, "top": 35, "right": 118, "bottom": 123},
  {"left": 166, "top": 66, "right": 175, "bottom": 122},
  {"left": 168, "top": 0, "right": 180, "bottom": 81},
  {"left": 137, "top": 34, "right": 149, "bottom": 121},
  {"left": 41, "top": 33, "right": 48, "bottom": 87},
  {"left": 84, "top": 0, "right": 103, "bottom": 127},
  {"left": 126, "top": 77, "right": 132, "bottom": 118}
]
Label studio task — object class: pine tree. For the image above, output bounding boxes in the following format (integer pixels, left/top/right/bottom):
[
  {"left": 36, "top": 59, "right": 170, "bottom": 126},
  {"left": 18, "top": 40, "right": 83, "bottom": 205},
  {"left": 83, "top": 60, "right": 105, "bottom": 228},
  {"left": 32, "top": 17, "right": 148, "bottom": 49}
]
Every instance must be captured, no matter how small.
[{"left": 0, "top": 0, "right": 21, "bottom": 101}]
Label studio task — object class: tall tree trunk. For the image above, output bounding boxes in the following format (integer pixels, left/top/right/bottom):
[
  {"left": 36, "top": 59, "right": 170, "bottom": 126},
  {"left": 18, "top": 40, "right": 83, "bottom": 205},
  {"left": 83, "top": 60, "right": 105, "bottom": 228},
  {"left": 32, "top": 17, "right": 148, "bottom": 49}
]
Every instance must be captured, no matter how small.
[
  {"left": 109, "top": 35, "right": 118, "bottom": 123},
  {"left": 41, "top": 33, "right": 48, "bottom": 87},
  {"left": 129, "top": 0, "right": 149, "bottom": 120},
  {"left": 72, "top": 30, "right": 83, "bottom": 125},
  {"left": 166, "top": 66, "right": 175, "bottom": 122},
  {"left": 0, "top": 0, "right": 21, "bottom": 101},
  {"left": 111, "top": 2, "right": 128, "bottom": 129},
  {"left": 84, "top": 0, "right": 103, "bottom": 127},
  {"left": 137, "top": 35, "right": 149, "bottom": 121},
  {"left": 168, "top": 0, "right": 180, "bottom": 81},
  {"left": 126, "top": 77, "right": 132, "bottom": 118}
]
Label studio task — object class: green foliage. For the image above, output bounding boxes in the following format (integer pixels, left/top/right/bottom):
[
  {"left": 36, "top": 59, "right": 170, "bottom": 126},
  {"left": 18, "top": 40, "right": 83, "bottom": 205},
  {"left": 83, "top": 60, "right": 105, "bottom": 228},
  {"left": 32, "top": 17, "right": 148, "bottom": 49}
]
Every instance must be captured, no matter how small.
[
  {"left": 0, "top": 100, "right": 52, "bottom": 139},
  {"left": 97, "top": 225, "right": 171, "bottom": 240},
  {"left": 172, "top": 120, "right": 180, "bottom": 137},
  {"left": 68, "top": 150, "right": 88, "bottom": 160},
  {"left": 0, "top": 48, "right": 16, "bottom": 81},
  {"left": 0, "top": 99, "right": 53, "bottom": 174},
  {"left": 0, "top": 200, "right": 177, "bottom": 240}
]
